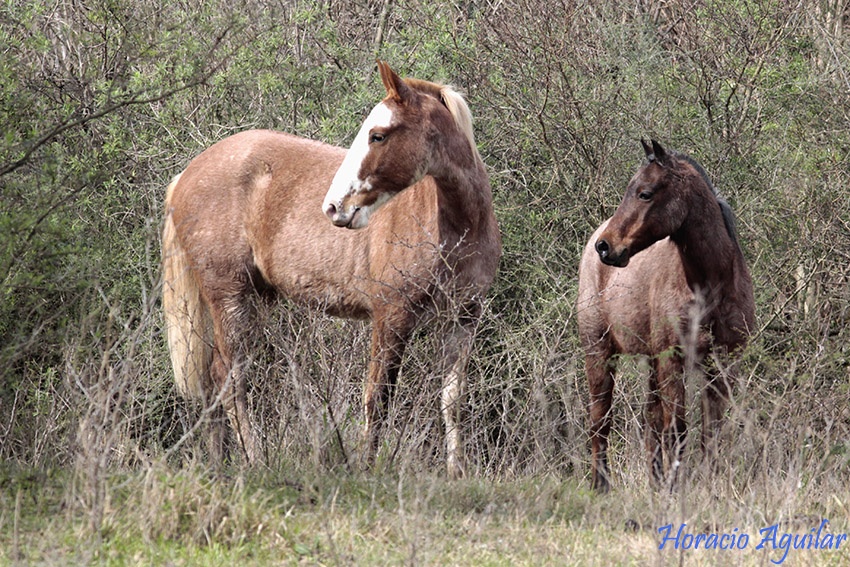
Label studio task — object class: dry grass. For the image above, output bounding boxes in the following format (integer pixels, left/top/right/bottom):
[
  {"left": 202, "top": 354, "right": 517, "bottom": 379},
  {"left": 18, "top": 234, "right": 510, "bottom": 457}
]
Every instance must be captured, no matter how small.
[{"left": 1, "top": 273, "right": 849, "bottom": 566}]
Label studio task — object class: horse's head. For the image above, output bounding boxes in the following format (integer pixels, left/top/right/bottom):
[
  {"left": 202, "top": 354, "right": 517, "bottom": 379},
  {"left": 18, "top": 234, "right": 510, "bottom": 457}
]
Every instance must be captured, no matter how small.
[
  {"left": 322, "top": 61, "right": 470, "bottom": 229},
  {"left": 596, "top": 140, "right": 690, "bottom": 267}
]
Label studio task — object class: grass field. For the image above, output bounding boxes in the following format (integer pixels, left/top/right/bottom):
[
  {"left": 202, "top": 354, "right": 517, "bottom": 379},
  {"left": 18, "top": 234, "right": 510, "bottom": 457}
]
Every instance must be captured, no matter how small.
[{"left": 3, "top": 458, "right": 849, "bottom": 566}]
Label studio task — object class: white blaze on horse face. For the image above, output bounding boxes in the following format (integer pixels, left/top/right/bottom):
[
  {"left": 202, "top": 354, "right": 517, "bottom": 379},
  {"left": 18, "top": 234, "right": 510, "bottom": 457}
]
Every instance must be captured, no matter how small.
[{"left": 322, "top": 102, "right": 394, "bottom": 228}]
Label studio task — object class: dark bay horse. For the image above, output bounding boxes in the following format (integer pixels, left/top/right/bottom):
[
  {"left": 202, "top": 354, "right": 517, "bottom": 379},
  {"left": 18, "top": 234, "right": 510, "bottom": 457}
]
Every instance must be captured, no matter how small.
[
  {"left": 162, "top": 61, "right": 501, "bottom": 477},
  {"left": 577, "top": 140, "right": 755, "bottom": 492}
]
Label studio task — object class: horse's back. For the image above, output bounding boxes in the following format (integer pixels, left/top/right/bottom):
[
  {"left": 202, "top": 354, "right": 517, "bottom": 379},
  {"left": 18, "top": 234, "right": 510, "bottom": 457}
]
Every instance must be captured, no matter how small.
[
  {"left": 168, "top": 131, "right": 363, "bottom": 306},
  {"left": 167, "top": 129, "right": 458, "bottom": 319},
  {"left": 578, "top": 219, "right": 692, "bottom": 355},
  {"left": 169, "top": 130, "right": 343, "bottom": 232}
]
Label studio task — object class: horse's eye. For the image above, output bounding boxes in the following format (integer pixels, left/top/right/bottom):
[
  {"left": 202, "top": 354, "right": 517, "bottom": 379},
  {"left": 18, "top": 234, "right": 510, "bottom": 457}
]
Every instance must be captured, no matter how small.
[
  {"left": 638, "top": 191, "right": 653, "bottom": 201},
  {"left": 369, "top": 133, "right": 386, "bottom": 144}
]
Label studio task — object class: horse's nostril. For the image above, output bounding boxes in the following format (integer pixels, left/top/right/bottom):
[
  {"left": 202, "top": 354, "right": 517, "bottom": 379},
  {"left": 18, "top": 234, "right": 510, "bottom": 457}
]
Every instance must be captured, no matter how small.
[
  {"left": 596, "top": 239, "right": 610, "bottom": 257},
  {"left": 325, "top": 202, "right": 337, "bottom": 219}
]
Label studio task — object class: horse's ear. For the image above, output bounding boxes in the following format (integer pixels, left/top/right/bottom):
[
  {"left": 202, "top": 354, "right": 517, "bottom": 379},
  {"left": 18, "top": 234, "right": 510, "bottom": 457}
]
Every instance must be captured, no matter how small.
[
  {"left": 377, "top": 60, "right": 411, "bottom": 104},
  {"left": 641, "top": 139, "right": 654, "bottom": 161},
  {"left": 651, "top": 139, "right": 669, "bottom": 165}
]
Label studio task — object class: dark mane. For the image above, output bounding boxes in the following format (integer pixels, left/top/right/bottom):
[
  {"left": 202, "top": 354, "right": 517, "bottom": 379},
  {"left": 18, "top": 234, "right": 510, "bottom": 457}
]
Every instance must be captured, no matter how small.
[{"left": 673, "top": 151, "right": 739, "bottom": 245}]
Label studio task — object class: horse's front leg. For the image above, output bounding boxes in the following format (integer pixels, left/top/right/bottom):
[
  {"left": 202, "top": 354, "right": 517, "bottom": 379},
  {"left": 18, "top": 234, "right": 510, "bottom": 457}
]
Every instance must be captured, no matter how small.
[
  {"left": 439, "top": 315, "right": 478, "bottom": 479},
  {"left": 362, "top": 313, "right": 409, "bottom": 470},
  {"left": 645, "top": 362, "right": 664, "bottom": 486},
  {"left": 655, "top": 354, "right": 687, "bottom": 489},
  {"left": 585, "top": 342, "right": 615, "bottom": 492}
]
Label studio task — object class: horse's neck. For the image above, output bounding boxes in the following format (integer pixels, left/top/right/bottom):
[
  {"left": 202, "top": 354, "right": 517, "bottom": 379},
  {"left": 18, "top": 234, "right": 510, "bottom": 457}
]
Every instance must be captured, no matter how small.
[
  {"left": 430, "top": 136, "right": 493, "bottom": 246},
  {"left": 673, "top": 200, "right": 752, "bottom": 343},
  {"left": 431, "top": 155, "right": 493, "bottom": 248}
]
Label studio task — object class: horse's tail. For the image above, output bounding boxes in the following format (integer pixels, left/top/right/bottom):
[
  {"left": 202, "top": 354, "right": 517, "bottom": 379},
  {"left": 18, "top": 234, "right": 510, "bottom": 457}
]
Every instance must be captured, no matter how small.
[{"left": 162, "top": 173, "right": 212, "bottom": 400}]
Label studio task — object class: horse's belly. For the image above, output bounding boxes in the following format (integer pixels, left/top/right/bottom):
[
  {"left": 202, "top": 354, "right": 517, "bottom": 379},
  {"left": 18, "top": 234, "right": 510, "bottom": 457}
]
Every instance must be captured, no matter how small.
[{"left": 266, "top": 270, "right": 372, "bottom": 320}]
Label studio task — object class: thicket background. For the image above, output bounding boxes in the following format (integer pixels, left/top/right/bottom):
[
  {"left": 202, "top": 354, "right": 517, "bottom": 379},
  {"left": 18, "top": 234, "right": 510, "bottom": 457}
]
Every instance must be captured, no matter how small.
[{"left": 1, "top": 0, "right": 849, "bottom": 563}]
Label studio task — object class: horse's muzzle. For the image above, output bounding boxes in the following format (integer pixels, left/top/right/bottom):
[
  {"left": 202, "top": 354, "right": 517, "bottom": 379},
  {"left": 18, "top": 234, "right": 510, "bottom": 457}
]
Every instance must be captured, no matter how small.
[
  {"left": 596, "top": 238, "right": 630, "bottom": 267},
  {"left": 324, "top": 201, "right": 358, "bottom": 228}
]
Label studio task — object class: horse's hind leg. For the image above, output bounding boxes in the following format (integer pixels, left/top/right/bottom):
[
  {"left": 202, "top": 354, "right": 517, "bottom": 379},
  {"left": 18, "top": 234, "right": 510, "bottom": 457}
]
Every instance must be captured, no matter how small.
[
  {"left": 202, "top": 387, "right": 228, "bottom": 464},
  {"left": 585, "top": 339, "right": 615, "bottom": 492},
  {"left": 701, "top": 354, "right": 733, "bottom": 468},
  {"left": 207, "top": 295, "right": 260, "bottom": 465}
]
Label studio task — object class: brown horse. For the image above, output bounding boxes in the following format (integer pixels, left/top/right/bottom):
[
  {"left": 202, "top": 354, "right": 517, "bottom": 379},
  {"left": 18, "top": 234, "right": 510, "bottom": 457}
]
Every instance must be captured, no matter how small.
[
  {"left": 577, "top": 140, "right": 754, "bottom": 492},
  {"left": 162, "top": 61, "right": 500, "bottom": 477}
]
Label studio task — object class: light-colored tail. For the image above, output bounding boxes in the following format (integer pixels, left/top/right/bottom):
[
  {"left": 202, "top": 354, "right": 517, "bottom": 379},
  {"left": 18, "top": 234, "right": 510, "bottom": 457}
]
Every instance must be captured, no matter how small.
[{"left": 162, "top": 173, "right": 212, "bottom": 400}]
